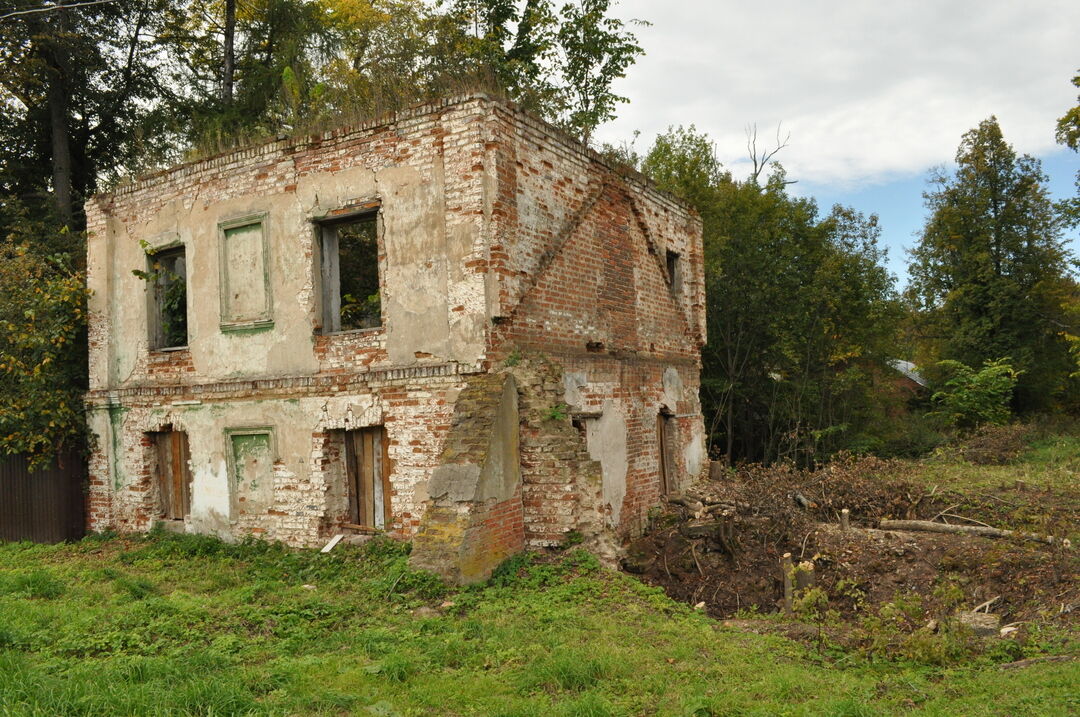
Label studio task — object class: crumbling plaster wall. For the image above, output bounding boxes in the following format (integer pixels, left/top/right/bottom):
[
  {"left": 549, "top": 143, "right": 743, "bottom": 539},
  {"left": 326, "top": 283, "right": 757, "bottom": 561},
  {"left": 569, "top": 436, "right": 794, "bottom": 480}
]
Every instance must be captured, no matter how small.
[
  {"left": 84, "top": 94, "right": 706, "bottom": 555},
  {"left": 86, "top": 369, "right": 468, "bottom": 545},
  {"left": 86, "top": 98, "right": 494, "bottom": 395}
]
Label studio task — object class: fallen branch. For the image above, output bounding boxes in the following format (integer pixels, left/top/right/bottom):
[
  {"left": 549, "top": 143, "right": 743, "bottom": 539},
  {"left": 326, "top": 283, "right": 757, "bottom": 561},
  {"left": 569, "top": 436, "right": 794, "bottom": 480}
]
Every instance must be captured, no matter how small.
[
  {"left": 997, "top": 655, "right": 1075, "bottom": 670},
  {"left": 939, "top": 513, "right": 994, "bottom": 528},
  {"left": 690, "top": 541, "right": 704, "bottom": 577},
  {"left": 972, "top": 596, "right": 1000, "bottom": 613},
  {"left": 878, "top": 519, "right": 1063, "bottom": 546},
  {"left": 930, "top": 504, "right": 960, "bottom": 522}
]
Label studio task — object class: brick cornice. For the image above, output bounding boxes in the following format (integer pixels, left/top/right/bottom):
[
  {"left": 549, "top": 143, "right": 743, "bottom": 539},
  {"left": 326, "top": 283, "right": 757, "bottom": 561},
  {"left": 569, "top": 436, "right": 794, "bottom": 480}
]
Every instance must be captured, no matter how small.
[{"left": 85, "top": 361, "right": 485, "bottom": 406}]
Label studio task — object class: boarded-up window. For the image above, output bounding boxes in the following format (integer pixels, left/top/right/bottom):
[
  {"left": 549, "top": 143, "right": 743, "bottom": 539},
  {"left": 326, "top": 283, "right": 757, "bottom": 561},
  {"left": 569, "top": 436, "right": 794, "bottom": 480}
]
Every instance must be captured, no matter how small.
[
  {"left": 219, "top": 215, "right": 272, "bottom": 328},
  {"left": 227, "top": 429, "right": 274, "bottom": 516},
  {"left": 151, "top": 430, "right": 191, "bottom": 521},
  {"left": 343, "top": 427, "right": 391, "bottom": 529}
]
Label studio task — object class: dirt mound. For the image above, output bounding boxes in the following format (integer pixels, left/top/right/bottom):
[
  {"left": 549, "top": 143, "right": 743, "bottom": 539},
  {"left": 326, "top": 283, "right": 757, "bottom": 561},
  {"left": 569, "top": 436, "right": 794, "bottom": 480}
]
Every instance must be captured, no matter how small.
[{"left": 623, "top": 456, "right": 1078, "bottom": 626}]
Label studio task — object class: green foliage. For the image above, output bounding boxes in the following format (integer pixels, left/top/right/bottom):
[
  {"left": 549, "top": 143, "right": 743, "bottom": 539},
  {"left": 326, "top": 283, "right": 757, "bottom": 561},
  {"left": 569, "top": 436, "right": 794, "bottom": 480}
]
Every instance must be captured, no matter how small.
[
  {"left": 930, "top": 358, "right": 1021, "bottom": 428},
  {"left": 340, "top": 290, "right": 381, "bottom": 329},
  {"left": 0, "top": 240, "right": 90, "bottom": 466},
  {"left": 545, "top": 402, "right": 569, "bottom": 422},
  {"left": 554, "top": 0, "right": 646, "bottom": 142},
  {"left": 559, "top": 529, "right": 584, "bottom": 549},
  {"left": 643, "top": 126, "right": 903, "bottom": 464},
  {"left": 1055, "top": 71, "right": 1080, "bottom": 225},
  {"left": 518, "top": 647, "right": 618, "bottom": 692},
  {"left": 151, "top": 0, "right": 645, "bottom": 153},
  {"left": 0, "top": 569, "right": 65, "bottom": 600},
  {"left": 908, "top": 117, "right": 1078, "bottom": 415}
]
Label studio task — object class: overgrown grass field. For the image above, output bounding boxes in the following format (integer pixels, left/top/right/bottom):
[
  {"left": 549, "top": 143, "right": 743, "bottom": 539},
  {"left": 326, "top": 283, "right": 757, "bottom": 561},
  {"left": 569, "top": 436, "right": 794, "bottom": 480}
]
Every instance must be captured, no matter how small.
[
  {"left": 0, "top": 535, "right": 1075, "bottom": 715},
  {"left": 1, "top": 433, "right": 1078, "bottom": 715}
]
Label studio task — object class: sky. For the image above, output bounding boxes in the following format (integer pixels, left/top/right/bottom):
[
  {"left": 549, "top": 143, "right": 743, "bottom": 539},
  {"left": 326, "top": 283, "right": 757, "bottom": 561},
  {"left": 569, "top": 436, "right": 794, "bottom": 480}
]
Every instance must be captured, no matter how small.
[{"left": 591, "top": 0, "right": 1080, "bottom": 285}]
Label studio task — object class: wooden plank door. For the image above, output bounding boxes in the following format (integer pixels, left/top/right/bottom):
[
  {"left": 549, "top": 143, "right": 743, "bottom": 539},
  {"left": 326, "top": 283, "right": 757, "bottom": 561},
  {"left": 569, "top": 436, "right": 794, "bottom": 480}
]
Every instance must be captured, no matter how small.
[
  {"left": 345, "top": 427, "right": 392, "bottom": 529},
  {"left": 157, "top": 431, "right": 191, "bottom": 521}
]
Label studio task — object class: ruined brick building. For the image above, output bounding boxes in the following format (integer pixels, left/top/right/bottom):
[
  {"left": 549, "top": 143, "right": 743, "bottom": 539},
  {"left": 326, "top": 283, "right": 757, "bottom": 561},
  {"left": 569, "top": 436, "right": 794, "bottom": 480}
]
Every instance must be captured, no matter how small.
[{"left": 85, "top": 95, "right": 706, "bottom": 582}]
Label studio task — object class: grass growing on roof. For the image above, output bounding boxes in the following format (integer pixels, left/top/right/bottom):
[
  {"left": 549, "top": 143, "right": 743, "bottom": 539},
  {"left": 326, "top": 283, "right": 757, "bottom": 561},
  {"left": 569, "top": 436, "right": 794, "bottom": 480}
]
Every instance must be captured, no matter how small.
[{"left": 0, "top": 529, "right": 1076, "bottom": 716}]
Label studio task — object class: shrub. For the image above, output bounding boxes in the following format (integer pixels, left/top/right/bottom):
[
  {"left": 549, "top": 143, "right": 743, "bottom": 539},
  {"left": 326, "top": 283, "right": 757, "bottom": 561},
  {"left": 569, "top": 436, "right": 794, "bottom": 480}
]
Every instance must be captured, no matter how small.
[{"left": 930, "top": 358, "right": 1021, "bottom": 429}]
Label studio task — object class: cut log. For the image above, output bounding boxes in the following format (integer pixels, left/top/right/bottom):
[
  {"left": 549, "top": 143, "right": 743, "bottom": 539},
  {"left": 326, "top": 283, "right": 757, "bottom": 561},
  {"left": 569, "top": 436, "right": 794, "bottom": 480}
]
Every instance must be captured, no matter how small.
[
  {"left": 679, "top": 520, "right": 724, "bottom": 538},
  {"left": 878, "top": 519, "right": 1062, "bottom": 546},
  {"left": 794, "top": 561, "right": 816, "bottom": 592},
  {"left": 781, "top": 553, "right": 794, "bottom": 613},
  {"left": 667, "top": 495, "right": 705, "bottom": 513}
]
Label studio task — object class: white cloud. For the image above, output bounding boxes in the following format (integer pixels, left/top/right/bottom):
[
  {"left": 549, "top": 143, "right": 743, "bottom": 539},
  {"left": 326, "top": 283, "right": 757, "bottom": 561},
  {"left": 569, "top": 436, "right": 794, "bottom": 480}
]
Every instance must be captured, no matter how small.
[{"left": 595, "top": 0, "right": 1080, "bottom": 189}]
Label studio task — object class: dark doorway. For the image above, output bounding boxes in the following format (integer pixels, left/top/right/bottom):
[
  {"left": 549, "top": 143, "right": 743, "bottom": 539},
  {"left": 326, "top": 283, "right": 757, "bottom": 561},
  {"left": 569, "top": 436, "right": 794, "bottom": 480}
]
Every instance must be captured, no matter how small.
[{"left": 657, "top": 413, "right": 676, "bottom": 496}]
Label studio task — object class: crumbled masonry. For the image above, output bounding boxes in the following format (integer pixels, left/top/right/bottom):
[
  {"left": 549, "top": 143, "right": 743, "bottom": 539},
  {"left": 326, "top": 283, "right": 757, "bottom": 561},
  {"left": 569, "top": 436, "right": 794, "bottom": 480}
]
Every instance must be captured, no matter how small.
[{"left": 84, "top": 94, "right": 707, "bottom": 582}]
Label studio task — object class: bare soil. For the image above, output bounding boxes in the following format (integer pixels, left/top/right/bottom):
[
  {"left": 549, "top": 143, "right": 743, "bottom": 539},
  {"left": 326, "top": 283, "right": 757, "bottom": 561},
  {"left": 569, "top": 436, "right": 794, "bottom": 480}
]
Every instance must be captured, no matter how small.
[{"left": 622, "top": 457, "right": 1079, "bottom": 626}]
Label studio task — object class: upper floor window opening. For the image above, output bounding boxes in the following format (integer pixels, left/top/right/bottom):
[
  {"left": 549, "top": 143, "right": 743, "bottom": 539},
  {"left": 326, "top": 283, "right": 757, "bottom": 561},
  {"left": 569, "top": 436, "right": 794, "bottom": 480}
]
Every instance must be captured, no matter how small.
[
  {"left": 145, "top": 244, "right": 188, "bottom": 349},
  {"left": 665, "top": 249, "right": 682, "bottom": 295},
  {"left": 319, "top": 209, "right": 382, "bottom": 333}
]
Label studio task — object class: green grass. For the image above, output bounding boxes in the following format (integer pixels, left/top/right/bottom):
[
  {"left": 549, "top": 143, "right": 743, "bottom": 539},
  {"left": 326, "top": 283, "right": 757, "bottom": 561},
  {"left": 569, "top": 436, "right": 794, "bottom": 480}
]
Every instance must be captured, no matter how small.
[
  {"left": 0, "top": 531, "right": 1076, "bottom": 716},
  {"left": 905, "top": 425, "right": 1080, "bottom": 491}
]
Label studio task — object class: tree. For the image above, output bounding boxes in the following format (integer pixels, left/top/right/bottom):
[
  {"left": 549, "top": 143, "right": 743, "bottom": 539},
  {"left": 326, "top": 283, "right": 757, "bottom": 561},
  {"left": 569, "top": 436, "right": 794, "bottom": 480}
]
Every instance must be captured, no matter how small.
[
  {"left": 930, "top": 358, "right": 1020, "bottom": 429},
  {"left": 0, "top": 0, "right": 172, "bottom": 224},
  {"left": 0, "top": 226, "right": 89, "bottom": 467},
  {"left": 554, "top": 0, "right": 644, "bottom": 142},
  {"left": 908, "top": 117, "right": 1078, "bottom": 413},
  {"left": 644, "top": 126, "right": 902, "bottom": 464},
  {"left": 1056, "top": 71, "right": 1080, "bottom": 225}
]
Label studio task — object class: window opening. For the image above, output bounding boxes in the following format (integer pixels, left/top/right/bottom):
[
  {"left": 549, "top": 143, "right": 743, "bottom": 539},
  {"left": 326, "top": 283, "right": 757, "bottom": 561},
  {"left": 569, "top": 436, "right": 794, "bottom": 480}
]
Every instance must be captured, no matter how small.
[
  {"left": 146, "top": 246, "right": 187, "bottom": 348},
  {"left": 150, "top": 430, "right": 191, "bottom": 521},
  {"left": 657, "top": 413, "right": 676, "bottom": 496},
  {"left": 320, "top": 212, "right": 381, "bottom": 332},
  {"left": 343, "top": 426, "right": 391, "bottom": 529},
  {"left": 665, "top": 249, "right": 682, "bottom": 294}
]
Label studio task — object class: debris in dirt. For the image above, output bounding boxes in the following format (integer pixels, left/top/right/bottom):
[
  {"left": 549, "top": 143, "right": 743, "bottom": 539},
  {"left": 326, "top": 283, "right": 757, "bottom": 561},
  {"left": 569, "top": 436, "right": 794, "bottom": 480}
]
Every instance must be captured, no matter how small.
[
  {"left": 955, "top": 610, "right": 1001, "bottom": 637},
  {"left": 623, "top": 454, "right": 1079, "bottom": 629},
  {"left": 997, "top": 655, "right": 1076, "bottom": 670}
]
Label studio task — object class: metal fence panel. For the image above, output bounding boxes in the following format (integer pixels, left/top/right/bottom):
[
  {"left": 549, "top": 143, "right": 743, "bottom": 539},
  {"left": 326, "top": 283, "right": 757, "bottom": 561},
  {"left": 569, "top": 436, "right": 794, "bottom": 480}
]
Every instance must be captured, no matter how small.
[{"left": 0, "top": 452, "right": 86, "bottom": 543}]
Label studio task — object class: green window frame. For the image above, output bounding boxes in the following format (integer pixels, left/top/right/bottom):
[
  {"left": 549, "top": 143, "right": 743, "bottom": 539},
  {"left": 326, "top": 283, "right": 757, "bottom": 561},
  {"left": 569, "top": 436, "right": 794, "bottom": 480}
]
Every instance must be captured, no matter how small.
[{"left": 218, "top": 212, "right": 273, "bottom": 331}]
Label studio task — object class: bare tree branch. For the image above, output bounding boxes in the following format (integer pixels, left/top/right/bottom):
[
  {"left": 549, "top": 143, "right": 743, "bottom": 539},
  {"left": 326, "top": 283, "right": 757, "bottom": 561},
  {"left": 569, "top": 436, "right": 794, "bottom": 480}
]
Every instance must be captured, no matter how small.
[
  {"left": 745, "top": 122, "right": 791, "bottom": 183},
  {"left": 0, "top": 0, "right": 120, "bottom": 22}
]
